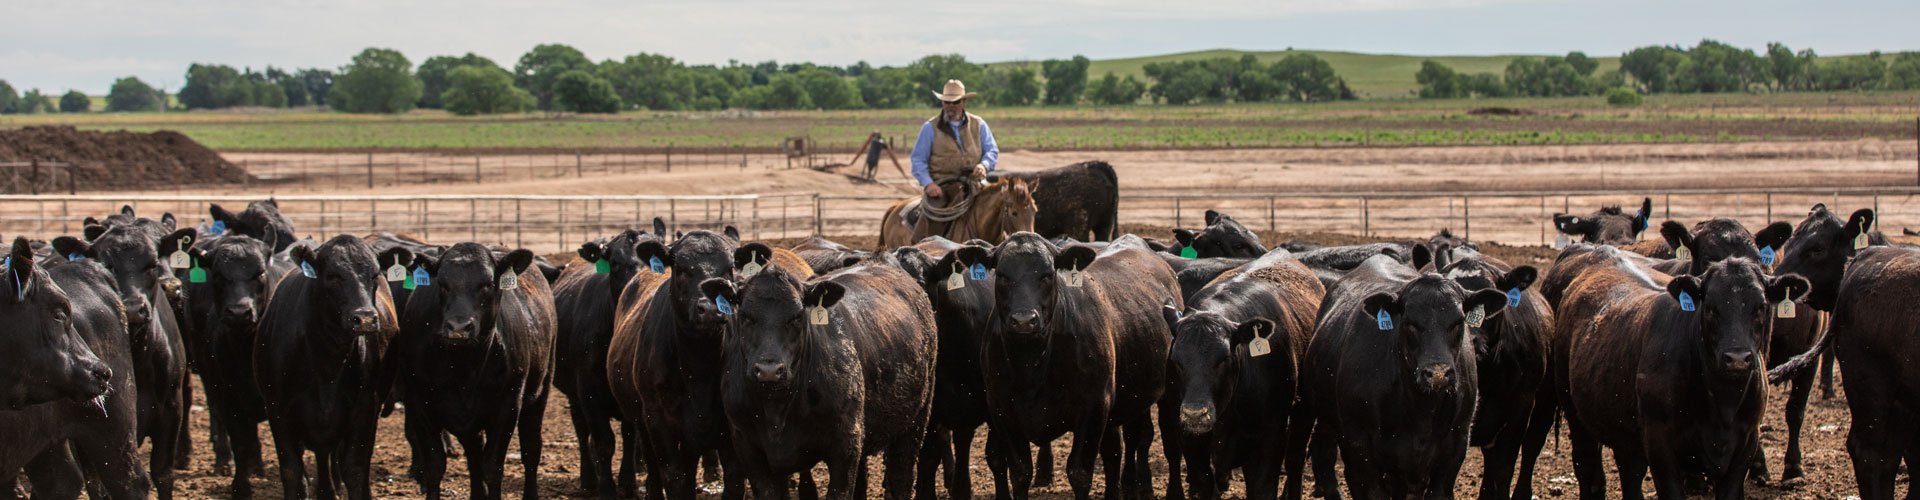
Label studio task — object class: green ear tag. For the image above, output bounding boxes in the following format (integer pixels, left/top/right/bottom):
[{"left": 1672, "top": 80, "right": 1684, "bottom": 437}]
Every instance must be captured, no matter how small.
[
  {"left": 595, "top": 259, "right": 610, "bottom": 274},
  {"left": 403, "top": 273, "right": 416, "bottom": 290},
  {"left": 188, "top": 265, "right": 207, "bottom": 284},
  {"left": 1179, "top": 246, "right": 1197, "bottom": 259}
]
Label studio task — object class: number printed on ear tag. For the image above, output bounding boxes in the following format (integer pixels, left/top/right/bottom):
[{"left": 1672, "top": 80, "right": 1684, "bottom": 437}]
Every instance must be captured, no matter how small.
[
  {"left": 1247, "top": 323, "right": 1271, "bottom": 357},
  {"left": 810, "top": 306, "right": 829, "bottom": 325},
  {"left": 1066, "top": 269, "right": 1085, "bottom": 288},
  {"left": 1179, "top": 246, "right": 1197, "bottom": 259},
  {"left": 1506, "top": 288, "right": 1523, "bottom": 307},
  {"left": 1675, "top": 245, "right": 1692, "bottom": 262},
  {"left": 715, "top": 295, "right": 733, "bottom": 315},
  {"left": 649, "top": 256, "right": 665, "bottom": 273},
  {"left": 1759, "top": 246, "right": 1775, "bottom": 266},
  {"left": 1376, "top": 309, "right": 1394, "bottom": 330},
  {"left": 413, "top": 267, "right": 431, "bottom": 286},
  {"left": 498, "top": 271, "right": 518, "bottom": 291},
  {"left": 170, "top": 251, "right": 191, "bottom": 269},
  {"left": 1465, "top": 305, "right": 1486, "bottom": 328},
  {"left": 969, "top": 263, "right": 987, "bottom": 281},
  {"left": 1678, "top": 291, "right": 1696, "bottom": 311},
  {"left": 1776, "top": 300, "right": 1796, "bottom": 318},
  {"left": 1855, "top": 232, "right": 1869, "bottom": 250}
]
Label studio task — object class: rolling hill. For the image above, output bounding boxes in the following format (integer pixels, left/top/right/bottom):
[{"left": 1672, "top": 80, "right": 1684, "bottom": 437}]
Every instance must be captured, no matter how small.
[{"left": 992, "top": 49, "right": 1624, "bottom": 100}]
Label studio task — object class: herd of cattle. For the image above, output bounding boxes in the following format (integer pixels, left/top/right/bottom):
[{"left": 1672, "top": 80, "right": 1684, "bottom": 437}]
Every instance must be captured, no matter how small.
[{"left": 1, "top": 195, "right": 1916, "bottom": 500}]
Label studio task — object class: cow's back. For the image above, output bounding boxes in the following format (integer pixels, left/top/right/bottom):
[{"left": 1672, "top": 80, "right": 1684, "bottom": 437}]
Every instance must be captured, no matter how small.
[
  {"left": 1086, "top": 243, "right": 1180, "bottom": 418},
  {"left": 1831, "top": 247, "right": 1920, "bottom": 401},
  {"left": 605, "top": 269, "right": 674, "bottom": 422},
  {"left": 830, "top": 265, "right": 939, "bottom": 453}
]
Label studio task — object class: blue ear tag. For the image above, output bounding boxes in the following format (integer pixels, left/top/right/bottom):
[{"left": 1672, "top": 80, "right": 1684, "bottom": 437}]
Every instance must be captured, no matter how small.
[
  {"left": 5, "top": 257, "right": 19, "bottom": 300},
  {"left": 1677, "top": 291, "right": 1696, "bottom": 311},
  {"left": 1375, "top": 309, "right": 1394, "bottom": 330},
  {"left": 1635, "top": 210, "right": 1648, "bottom": 232},
  {"left": 67, "top": 253, "right": 81, "bottom": 262},
  {"left": 969, "top": 263, "right": 987, "bottom": 281},
  {"left": 210, "top": 220, "right": 226, "bottom": 236},
  {"left": 649, "top": 256, "right": 664, "bottom": 274},
  {"left": 300, "top": 261, "right": 316, "bottom": 279},
  {"left": 1759, "top": 246, "right": 1775, "bottom": 266},
  {"left": 715, "top": 295, "right": 733, "bottom": 315},
  {"left": 1506, "top": 288, "right": 1523, "bottom": 307},
  {"left": 413, "top": 267, "right": 431, "bottom": 286}
]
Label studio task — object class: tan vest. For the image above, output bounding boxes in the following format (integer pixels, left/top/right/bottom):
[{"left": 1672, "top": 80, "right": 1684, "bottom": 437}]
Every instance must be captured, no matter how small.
[{"left": 926, "top": 112, "right": 985, "bottom": 182}]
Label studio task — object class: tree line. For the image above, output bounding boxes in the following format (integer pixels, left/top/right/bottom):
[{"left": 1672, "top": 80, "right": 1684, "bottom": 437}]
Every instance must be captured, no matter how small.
[{"left": 1416, "top": 40, "right": 1920, "bottom": 101}]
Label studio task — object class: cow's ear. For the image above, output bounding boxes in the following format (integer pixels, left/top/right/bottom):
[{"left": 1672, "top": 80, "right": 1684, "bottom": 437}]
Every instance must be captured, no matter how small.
[
  {"left": 1633, "top": 198, "right": 1653, "bottom": 235},
  {"left": 891, "top": 247, "right": 934, "bottom": 285},
  {"left": 1659, "top": 220, "right": 1703, "bottom": 273},
  {"left": 411, "top": 254, "right": 441, "bottom": 275},
  {"left": 1054, "top": 246, "right": 1098, "bottom": 273},
  {"left": 121, "top": 205, "right": 136, "bottom": 217},
  {"left": 6, "top": 236, "right": 35, "bottom": 301},
  {"left": 1843, "top": 209, "right": 1875, "bottom": 254},
  {"left": 722, "top": 226, "right": 741, "bottom": 243},
  {"left": 496, "top": 249, "right": 536, "bottom": 282},
  {"left": 1172, "top": 228, "right": 1197, "bottom": 249},
  {"left": 734, "top": 243, "right": 775, "bottom": 272},
  {"left": 651, "top": 217, "right": 668, "bottom": 238},
  {"left": 1362, "top": 292, "right": 1402, "bottom": 327},
  {"left": 159, "top": 228, "right": 196, "bottom": 259},
  {"left": 377, "top": 247, "right": 414, "bottom": 273},
  {"left": 1498, "top": 266, "right": 1539, "bottom": 293},
  {"left": 209, "top": 203, "right": 239, "bottom": 225},
  {"left": 1464, "top": 288, "right": 1510, "bottom": 320},
  {"left": 802, "top": 281, "right": 847, "bottom": 310},
  {"left": 264, "top": 198, "right": 279, "bottom": 209},
  {"left": 83, "top": 223, "right": 107, "bottom": 242},
  {"left": 1754, "top": 221, "right": 1794, "bottom": 255},
  {"left": 50, "top": 236, "right": 90, "bottom": 262},
  {"left": 1767, "top": 273, "right": 1812, "bottom": 304},
  {"left": 634, "top": 240, "right": 672, "bottom": 270},
  {"left": 1666, "top": 276, "right": 1704, "bottom": 310},
  {"left": 160, "top": 212, "right": 177, "bottom": 230},
  {"left": 82, "top": 216, "right": 99, "bottom": 227},
  {"left": 577, "top": 242, "right": 605, "bottom": 263},
  {"left": 1232, "top": 318, "right": 1275, "bottom": 346},
  {"left": 698, "top": 278, "right": 738, "bottom": 310},
  {"left": 1204, "top": 209, "right": 1223, "bottom": 227},
  {"left": 1412, "top": 243, "right": 1434, "bottom": 271},
  {"left": 288, "top": 245, "right": 318, "bottom": 272},
  {"left": 953, "top": 245, "right": 993, "bottom": 271},
  {"left": 1551, "top": 213, "right": 1594, "bottom": 238},
  {"left": 1161, "top": 301, "right": 1184, "bottom": 336}
]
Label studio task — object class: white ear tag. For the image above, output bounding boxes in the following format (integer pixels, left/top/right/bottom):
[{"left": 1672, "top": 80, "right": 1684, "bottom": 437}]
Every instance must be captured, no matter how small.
[
  {"left": 1775, "top": 300, "right": 1796, "bottom": 318},
  {"left": 1247, "top": 323, "right": 1272, "bottom": 358},
  {"left": 1065, "top": 264, "right": 1085, "bottom": 288},
  {"left": 385, "top": 264, "right": 407, "bottom": 282},
  {"left": 1674, "top": 245, "right": 1692, "bottom": 262},
  {"left": 1465, "top": 305, "right": 1486, "bottom": 328},
  {"left": 1553, "top": 233, "right": 1568, "bottom": 249},
  {"left": 741, "top": 255, "right": 763, "bottom": 276},
  {"left": 1854, "top": 232, "right": 1869, "bottom": 250},
  {"left": 169, "top": 251, "right": 192, "bottom": 269},
  {"left": 498, "top": 271, "right": 519, "bottom": 291},
  {"left": 946, "top": 273, "right": 965, "bottom": 291},
  {"left": 809, "top": 305, "right": 830, "bottom": 325}
]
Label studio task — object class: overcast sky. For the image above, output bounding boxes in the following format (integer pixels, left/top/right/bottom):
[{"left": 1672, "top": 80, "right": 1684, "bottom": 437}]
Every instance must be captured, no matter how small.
[{"left": 6, "top": 0, "right": 1916, "bottom": 95}]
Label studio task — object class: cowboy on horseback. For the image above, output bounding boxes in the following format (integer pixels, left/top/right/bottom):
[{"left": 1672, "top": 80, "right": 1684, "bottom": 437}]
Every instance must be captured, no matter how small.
[{"left": 909, "top": 79, "right": 1001, "bottom": 242}]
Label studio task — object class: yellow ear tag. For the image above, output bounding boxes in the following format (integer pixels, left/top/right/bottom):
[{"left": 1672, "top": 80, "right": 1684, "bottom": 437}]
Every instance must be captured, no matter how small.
[
  {"left": 1065, "top": 264, "right": 1085, "bottom": 288},
  {"left": 385, "top": 264, "right": 407, "bottom": 282},
  {"left": 498, "top": 271, "right": 518, "bottom": 291},
  {"left": 1776, "top": 300, "right": 1796, "bottom": 318},
  {"left": 1247, "top": 323, "right": 1272, "bottom": 358},
  {"left": 1674, "top": 245, "right": 1692, "bottom": 262},
  {"left": 945, "top": 263, "right": 965, "bottom": 291},
  {"left": 809, "top": 305, "right": 829, "bottom": 325},
  {"left": 170, "top": 251, "right": 192, "bottom": 269},
  {"left": 1465, "top": 305, "right": 1486, "bottom": 328},
  {"left": 1854, "top": 232, "right": 1869, "bottom": 250},
  {"left": 741, "top": 254, "right": 763, "bottom": 277}
]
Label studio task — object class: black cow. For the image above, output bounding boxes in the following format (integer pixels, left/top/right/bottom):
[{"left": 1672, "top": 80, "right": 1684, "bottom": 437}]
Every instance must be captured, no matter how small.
[
  {"left": 1433, "top": 257, "right": 1553, "bottom": 500},
  {"left": 165, "top": 228, "right": 280, "bottom": 497},
  {"left": 255, "top": 235, "right": 401, "bottom": 500},
  {"left": 606, "top": 229, "right": 750, "bottom": 500},
  {"left": 1172, "top": 210, "right": 1267, "bottom": 259},
  {"left": 702, "top": 258, "right": 937, "bottom": 500},
  {"left": 791, "top": 236, "right": 873, "bottom": 276},
  {"left": 1556, "top": 248, "right": 1806, "bottom": 500},
  {"left": 1291, "top": 243, "right": 1412, "bottom": 289},
  {"left": 398, "top": 243, "right": 556, "bottom": 500},
  {"left": 1160, "top": 251, "right": 1324, "bottom": 500},
  {"left": 208, "top": 199, "right": 297, "bottom": 253},
  {"left": 989, "top": 161, "right": 1120, "bottom": 241},
  {"left": 1157, "top": 253, "right": 1254, "bottom": 303},
  {"left": 556, "top": 224, "right": 664, "bottom": 499},
  {"left": 1287, "top": 255, "right": 1507, "bottom": 500},
  {"left": 1551, "top": 197, "right": 1652, "bottom": 248},
  {"left": 53, "top": 225, "right": 191, "bottom": 499},
  {"left": 958, "top": 233, "right": 1178, "bottom": 500},
  {"left": 0, "top": 240, "right": 147, "bottom": 499}
]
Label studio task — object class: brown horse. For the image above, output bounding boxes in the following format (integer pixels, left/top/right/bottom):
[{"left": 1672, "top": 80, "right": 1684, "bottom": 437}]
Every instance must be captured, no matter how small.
[{"left": 879, "top": 178, "right": 1037, "bottom": 249}]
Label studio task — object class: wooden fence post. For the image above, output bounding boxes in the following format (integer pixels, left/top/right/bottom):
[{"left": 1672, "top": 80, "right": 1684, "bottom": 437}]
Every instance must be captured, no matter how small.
[
  {"left": 666, "top": 145, "right": 674, "bottom": 172},
  {"left": 366, "top": 152, "right": 374, "bottom": 188}
]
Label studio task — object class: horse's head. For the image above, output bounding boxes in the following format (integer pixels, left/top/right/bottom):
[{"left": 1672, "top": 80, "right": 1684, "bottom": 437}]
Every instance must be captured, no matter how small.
[{"left": 983, "top": 178, "right": 1038, "bottom": 241}]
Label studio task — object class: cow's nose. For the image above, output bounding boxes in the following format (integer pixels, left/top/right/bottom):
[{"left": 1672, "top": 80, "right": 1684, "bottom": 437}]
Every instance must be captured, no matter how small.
[
  {"left": 89, "top": 364, "right": 112, "bottom": 386},
  {"left": 1010, "top": 310, "right": 1042, "bottom": 333},
  {"left": 444, "top": 317, "right": 476, "bottom": 339},
  {"left": 225, "top": 303, "right": 254, "bottom": 320},
  {"left": 1722, "top": 350, "right": 1755, "bottom": 372},
  {"left": 1419, "top": 364, "right": 1453, "bottom": 387},
  {"left": 753, "top": 361, "right": 787, "bottom": 383},
  {"left": 349, "top": 307, "right": 380, "bottom": 330}
]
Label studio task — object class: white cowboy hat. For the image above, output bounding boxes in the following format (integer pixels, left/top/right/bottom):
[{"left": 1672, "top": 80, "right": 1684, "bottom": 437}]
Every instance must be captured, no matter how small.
[{"left": 933, "top": 80, "right": 978, "bottom": 102}]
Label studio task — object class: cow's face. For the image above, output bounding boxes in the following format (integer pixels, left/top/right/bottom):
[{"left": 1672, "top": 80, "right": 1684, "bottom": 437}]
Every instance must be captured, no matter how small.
[
  {"left": 54, "top": 227, "right": 171, "bottom": 332},
  {"left": 1774, "top": 205, "right": 1873, "bottom": 311},
  {"left": 579, "top": 228, "right": 655, "bottom": 297},
  {"left": 1437, "top": 260, "right": 1535, "bottom": 356},
  {"left": 1670, "top": 260, "right": 1808, "bottom": 379},
  {"left": 1660, "top": 218, "right": 1795, "bottom": 276},
  {"left": 968, "top": 233, "right": 1079, "bottom": 337},
  {"left": 1177, "top": 210, "right": 1266, "bottom": 259},
  {"left": 1165, "top": 309, "right": 1270, "bottom": 435},
  {"left": 1364, "top": 276, "right": 1506, "bottom": 392},
  {"left": 0, "top": 237, "right": 111, "bottom": 409},
  {"left": 184, "top": 232, "right": 275, "bottom": 328},
  {"left": 637, "top": 230, "right": 738, "bottom": 335},
  {"left": 702, "top": 268, "right": 841, "bottom": 385},
  {"left": 1552, "top": 197, "right": 1652, "bottom": 246},
  {"left": 290, "top": 235, "right": 386, "bottom": 336},
  {"left": 416, "top": 243, "right": 533, "bottom": 346}
]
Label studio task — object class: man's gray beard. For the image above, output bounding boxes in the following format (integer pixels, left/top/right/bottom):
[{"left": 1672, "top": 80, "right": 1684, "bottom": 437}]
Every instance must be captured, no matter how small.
[{"left": 944, "top": 108, "right": 964, "bottom": 122}]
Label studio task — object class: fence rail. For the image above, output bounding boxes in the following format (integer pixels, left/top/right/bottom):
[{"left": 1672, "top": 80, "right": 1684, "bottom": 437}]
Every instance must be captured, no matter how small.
[{"left": 0, "top": 188, "right": 1914, "bottom": 254}]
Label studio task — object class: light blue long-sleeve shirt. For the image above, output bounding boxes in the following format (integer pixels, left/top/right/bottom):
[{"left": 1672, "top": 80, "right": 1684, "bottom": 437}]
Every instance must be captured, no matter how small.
[{"left": 909, "top": 117, "right": 999, "bottom": 187}]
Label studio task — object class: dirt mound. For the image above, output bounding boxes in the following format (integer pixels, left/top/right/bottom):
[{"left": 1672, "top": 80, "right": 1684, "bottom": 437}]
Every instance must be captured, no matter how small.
[
  {"left": 1467, "top": 107, "right": 1536, "bottom": 116},
  {"left": 0, "top": 125, "right": 248, "bottom": 192}
]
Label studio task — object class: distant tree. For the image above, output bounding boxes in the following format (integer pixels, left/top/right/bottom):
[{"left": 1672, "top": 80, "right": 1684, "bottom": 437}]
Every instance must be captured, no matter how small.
[
  {"left": 18, "top": 89, "right": 53, "bottom": 114},
  {"left": 514, "top": 44, "right": 592, "bottom": 110},
  {"left": 1886, "top": 53, "right": 1920, "bottom": 90},
  {"left": 731, "top": 84, "right": 774, "bottom": 109},
  {"left": 857, "top": 68, "right": 918, "bottom": 109},
  {"left": 907, "top": 54, "right": 982, "bottom": 103},
  {"left": 416, "top": 53, "right": 499, "bottom": 109},
  {"left": 598, "top": 53, "right": 694, "bottom": 110},
  {"left": 0, "top": 80, "right": 17, "bottom": 114},
  {"left": 1465, "top": 72, "right": 1511, "bottom": 97},
  {"left": 1765, "top": 43, "right": 1810, "bottom": 91},
  {"left": 106, "top": 77, "right": 162, "bottom": 112},
  {"left": 178, "top": 63, "right": 249, "bottom": 109},
  {"left": 299, "top": 69, "right": 335, "bottom": 107},
  {"left": 1085, "top": 72, "right": 1146, "bottom": 105},
  {"left": 441, "top": 65, "right": 535, "bottom": 115},
  {"left": 1620, "top": 45, "right": 1681, "bottom": 93},
  {"left": 551, "top": 70, "right": 621, "bottom": 113},
  {"left": 329, "top": 47, "right": 423, "bottom": 113},
  {"left": 1042, "top": 55, "right": 1090, "bottom": 105},
  {"left": 979, "top": 67, "right": 1040, "bottom": 106},
  {"left": 1269, "top": 53, "right": 1343, "bottom": 102},
  {"left": 251, "top": 78, "right": 286, "bottom": 108},
  {"left": 59, "top": 90, "right": 90, "bottom": 113},
  {"left": 1605, "top": 87, "right": 1643, "bottom": 106},
  {"left": 1415, "top": 60, "right": 1467, "bottom": 98},
  {"left": 1564, "top": 52, "right": 1600, "bottom": 77},
  {"left": 764, "top": 73, "right": 814, "bottom": 110},
  {"left": 1814, "top": 55, "right": 1887, "bottom": 91},
  {"left": 1236, "top": 69, "right": 1281, "bottom": 102},
  {"left": 796, "top": 68, "right": 861, "bottom": 109}
]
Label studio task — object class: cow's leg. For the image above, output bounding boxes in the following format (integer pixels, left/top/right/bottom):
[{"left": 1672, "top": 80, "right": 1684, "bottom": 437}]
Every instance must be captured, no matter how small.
[
  {"left": 152, "top": 380, "right": 186, "bottom": 500},
  {"left": 617, "top": 419, "right": 640, "bottom": 498},
  {"left": 22, "top": 445, "right": 85, "bottom": 500},
  {"left": 1280, "top": 404, "right": 1314, "bottom": 500},
  {"left": 1512, "top": 391, "right": 1557, "bottom": 500},
  {"left": 703, "top": 450, "right": 723, "bottom": 484},
  {"left": 1428, "top": 434, "right": 1470, "bottom": 500},
  {"left": 173, "top": 375, "right": 195, "bottom": 470},
  {"left": 1780, "top": 367, "right": 1816, "bottom": 482},
  {"left": 1033, "top": 438, "right": 1054, "bottom": 488},
  {"left": 565, "top": 400, "right": 598, "bottom": 491},
  {"left": 885, "top": 430, "right": 925, "bottom": 500},
  {"left": 482, "top": 420, "right": 518, "bottom": 500},
  {"left": 949, "top": 424, "right": 978, "bottom": 500},
  {"left": 1617, "top": 451, "right": 1651, "bottom": 500},
  {"left": 314, "top": 448, "right": 338, "bottom": 500},
  {"left": 916, "top": 426, "right": 949, "bottom": 500},
  {"left": 1309, "top": 429, "right": 1342, "bottom": 500},
  {"left": 1845, "top": 388, "right": 1906, "bottom": 500},
  {"left": 983, "top": 427, "right": 1015, "bottom": 500},
  {"left": 719, "top": 447, "right": 747, "bottom": 500},
  {"left": 228, "top": 416, "right": 265, "bottom": 500},
  {"left": 1475, "top": 434, "right": 1522, "bottom": 500},
  {"left": 1817, "top": 348, "right": 1837, "bottom": 399},
  {"left": 520, "top": 388, "right": 550, "bottom": 500},
  {"left": 825, "top": 447, "right": 861, "bottom": 500},
  {"left": 404, "top": 414, "right": 448, "bottom": 500},
  {"left": 588, "top": 410, "right": 619, "bottom": 500},
  {"left": 1004, "top": 434, "right": 1035, "bottom": 500},
  {"left": 1565, "top": 418, "right": 1605, "bottom": 500},
  {"left": 1098, "top": 426, "right": 1122, "bottom": 500},
  {"left": 1158, "top": 400, "right": 1186, "bottom": 500},
  {"left": 1184, "top": 433, "right": 1214, "bottom": 500},
  {"left": 1122, "top": 416, "right": 1154, "bottom": 500}
]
